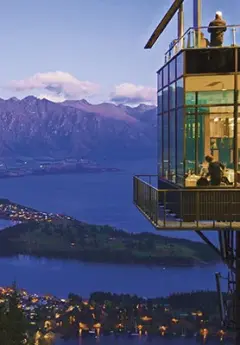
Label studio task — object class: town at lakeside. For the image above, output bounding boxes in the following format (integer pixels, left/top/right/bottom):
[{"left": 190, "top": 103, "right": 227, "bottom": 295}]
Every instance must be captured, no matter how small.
[
  {"left": 0, "top": 157, "right": 120, "bottom": 179},
  {"left": 0, "top": 285, "right": 231, "bottom": 343}
]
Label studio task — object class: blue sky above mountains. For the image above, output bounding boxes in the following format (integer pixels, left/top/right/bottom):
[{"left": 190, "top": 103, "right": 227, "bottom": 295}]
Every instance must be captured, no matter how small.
[{"left": 0, "top": 0, "right": 239, "bottom": 105}]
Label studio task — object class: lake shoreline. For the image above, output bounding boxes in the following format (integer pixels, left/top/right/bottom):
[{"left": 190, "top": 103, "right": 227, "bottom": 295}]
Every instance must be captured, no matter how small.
[
  {"left": 0, "top": 252, "right": 221, "bottom": 268},
  {"left": 0, "top": 219, "right": 221, "bottom": 268},
  {"left": 0, "top": 166, "right": 121, "bottom": 179}
]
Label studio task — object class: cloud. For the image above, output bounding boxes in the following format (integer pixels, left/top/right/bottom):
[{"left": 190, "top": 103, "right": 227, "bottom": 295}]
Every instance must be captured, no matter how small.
[
  {"left": 110, "top": 83, "right": 156, "bottom": 105},
  {"left": 8, "top": 71, "right": 100, "bottom": 100}
]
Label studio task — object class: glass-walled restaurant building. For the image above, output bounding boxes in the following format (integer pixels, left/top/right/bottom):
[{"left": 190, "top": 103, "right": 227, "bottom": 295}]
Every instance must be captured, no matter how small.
[
  {"left": 157, "top": 47, "right": 240, "bottom": 188},
  {"left": 133, "top": 36, "right": 240, "bottom": 229}
]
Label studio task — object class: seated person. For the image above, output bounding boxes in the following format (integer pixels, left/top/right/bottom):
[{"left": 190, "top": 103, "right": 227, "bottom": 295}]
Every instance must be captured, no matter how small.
[
  {"left": 205, "top": 155, "right": 225, "bottom": 186},
  {"left": 197, "top": 176, "right": 209, "bottom": 187}
]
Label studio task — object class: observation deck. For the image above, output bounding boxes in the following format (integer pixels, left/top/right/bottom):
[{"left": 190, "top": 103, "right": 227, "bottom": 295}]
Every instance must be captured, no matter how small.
[
  {"left": 164, "top": 24, "right": 240, "bottom": 63},
  {"left": 134, "top": 175, "right": 240, "bottom": 230}
]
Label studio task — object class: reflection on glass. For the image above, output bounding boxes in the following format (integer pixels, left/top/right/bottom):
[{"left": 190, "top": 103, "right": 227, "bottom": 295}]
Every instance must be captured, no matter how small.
[
  {"left": 177, "top": 108, "right": 184, "bottom": 185},
  {"left": 185, "top": 92, "right": 196, "bottom": 105},
  {"left": 157, "top": 90, "right": 163, "bottom": 114},
  {"left": 158, "top": 70, "right": 162, "bottom": 91},
  {"left": 176, "top": 52, "right": 183, "bottom": 78},
  {"left": 176, "top": 78, "right": 184, "bottom": 107},
  {"left": 163, "top": 113, "right": 169, "bottom": 178},
  {"left": 163, "top": 88, "right": 169, "bottom": 113},
  {"left": 158, "top": 115, "right": 163, "bottom": 176},
  {"left": 163, "top": 65, "right": 169, "bottom": 87},
  {"left": 170, "top": 110, "right": 176, "bottom": 182},
  {"left": 186, "top": 107, "right": 195, "bottom": 115},
  {"left": 185, "top": 115, "right": 196, "bottom": 173},
  {"left": 169, "top": 59, "right": 176, "bottom": 83},
  {"left": 198, "top": 91, "right": 234, "bottom": 105},
  {"left": 169, "top": 84, "right": 176, "bottom": 109}
]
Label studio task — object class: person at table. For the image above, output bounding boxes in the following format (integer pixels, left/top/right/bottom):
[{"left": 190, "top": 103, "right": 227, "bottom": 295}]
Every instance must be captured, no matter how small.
[{"left": 205, "top": 155, "right": 225, "bottom": 186}]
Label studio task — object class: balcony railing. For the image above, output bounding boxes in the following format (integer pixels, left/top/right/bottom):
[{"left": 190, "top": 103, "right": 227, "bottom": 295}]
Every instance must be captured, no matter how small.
[
  {"left": 133, "top": 175, "right": 240, "bottom": 230},
  {"left": 165, "top": 24, "right": 240, "bottom": 62}
]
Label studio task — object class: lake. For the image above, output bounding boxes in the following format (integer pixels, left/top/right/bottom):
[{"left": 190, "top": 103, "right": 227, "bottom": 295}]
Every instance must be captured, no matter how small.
[{"left": 0, "top": 158, "right": 227, "bottom": 298}]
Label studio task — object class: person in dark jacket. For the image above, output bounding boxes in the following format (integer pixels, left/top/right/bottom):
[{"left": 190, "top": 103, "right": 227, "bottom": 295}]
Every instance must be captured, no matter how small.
[
  {"left": 205, "top": 155, "right": 225, "bottom": 186},
  {"left": 208, "top": 11, "right": 227, "bottom": 47}
]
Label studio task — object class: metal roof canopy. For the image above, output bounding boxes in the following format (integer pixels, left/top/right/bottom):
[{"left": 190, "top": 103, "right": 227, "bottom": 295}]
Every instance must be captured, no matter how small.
[{"left": 145, "top": 0, "right": 202, "bottom": 49}]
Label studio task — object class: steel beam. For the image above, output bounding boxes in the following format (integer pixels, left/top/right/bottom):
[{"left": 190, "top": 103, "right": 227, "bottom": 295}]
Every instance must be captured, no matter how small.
[
  {"left": 193, "top": 0, "right": 201, "bottom": 29},
  {"left": 144, "top": 0, "right": 184, "bottom": 49},
  {"left": 193, "top": 0, "right": 201, "bottom": 47},
  {"left": 178, "top": 3, "right": 184, "bottom": 48}
]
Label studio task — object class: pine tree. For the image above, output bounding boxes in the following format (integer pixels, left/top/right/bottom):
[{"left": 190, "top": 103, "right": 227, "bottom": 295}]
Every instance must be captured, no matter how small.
[
  {"left": 0, "top": 304, "right": 8, "bottom": 344},
  {"left": 0, "top": 282, "right": 31, "bottom": 345}
]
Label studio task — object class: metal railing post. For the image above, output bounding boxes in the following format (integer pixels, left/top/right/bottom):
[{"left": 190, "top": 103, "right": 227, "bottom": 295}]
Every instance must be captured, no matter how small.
[
  {"left": 232, "top": 27, "right": 236, "bottom": 46},
  {"left": 155, "top": 188, "right": 157, "bottom": 224},
  {"left": 196, "top": 190, "right": 199, "bottom": 227},
  {"left": 180, "top": 190, "right": 183, "bottom": 228},
  {"left": 163, "top": 191, "right": 166, "bottom": 227}
]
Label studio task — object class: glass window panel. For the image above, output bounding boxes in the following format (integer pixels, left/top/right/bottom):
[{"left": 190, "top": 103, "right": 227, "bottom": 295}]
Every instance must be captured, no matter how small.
[
  {"left": 198, "top": 91, "right": 234, "bottom": 105},
  {"left": 185, "top": 114, "right": 196, "bottom": 174},
  {"left": 176, "top": 78, "right": 184, "bottom": 107},
  {"left": 163, "top": 88, "right": 169, "bottom": 113},
  {"left": 169, "top": 59, "right": 176, "bottom": 83},
  {"left": 169, "top": 110, "right": 176, "bottom": 182},
  {"left": 198, "top": 108, "right": 234, "bottom": 185},
  {"left": 185, "top": 92, "right": 196, "bottom": 105},
  {"left": 158, "top": 115, "right": 163, "bottom": 176},
  {"left": 176, "top": 108, "right": 184, "bottom": 185},
  {"left": 158, "top": 70, "right": 163, "bottom": 91},
  {"left": 186, "top": 49, "right": 235, "bottom": 74},
  {"left": 163, "top": 65, "right": 169, "bottom": 87},
  {"left": 163, "top": 113, "right": 169, "bottom": 178},
  {"left": 176, "top": 52, "right": 183, "bottom": 78},
  {"left": 186, "top": 107, "right": 196, "bottom": 115},
  {"left": 169, "top": 84, "right": 176, "bottom": 109},
  {"left": 157, "top": 90, "right": 163, "bottom": 114}
]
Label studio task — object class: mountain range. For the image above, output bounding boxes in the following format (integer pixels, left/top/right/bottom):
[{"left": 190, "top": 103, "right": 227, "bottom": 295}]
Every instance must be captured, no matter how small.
[{"left": 0, "top": 96, "right": 157, "bottom": 161}]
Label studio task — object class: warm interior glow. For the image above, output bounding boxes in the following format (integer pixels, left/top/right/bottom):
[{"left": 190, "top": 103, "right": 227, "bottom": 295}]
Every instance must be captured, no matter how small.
[{"left": 141, "top": 316, "right": 152, "bottom": 321}]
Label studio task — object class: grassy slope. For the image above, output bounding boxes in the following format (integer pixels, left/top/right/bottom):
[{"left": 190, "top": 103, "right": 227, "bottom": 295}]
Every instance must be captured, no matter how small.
[{"left": 0, "top": 220, "right": 219, "bottom": 266}]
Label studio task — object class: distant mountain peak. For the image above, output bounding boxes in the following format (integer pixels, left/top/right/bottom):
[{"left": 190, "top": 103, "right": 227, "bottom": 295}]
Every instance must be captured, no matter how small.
[
  {"left": 0, "top": 96, "right": 156, "bottom": 160},
  {"left": 8, "top": 97, "right": 19, "bottom": 102},
  {"left": 79, "top": 99, "right": 90, "bottom": 105},
  {"left": 23, "top": 95, "right": 37, "bottom": 102}
]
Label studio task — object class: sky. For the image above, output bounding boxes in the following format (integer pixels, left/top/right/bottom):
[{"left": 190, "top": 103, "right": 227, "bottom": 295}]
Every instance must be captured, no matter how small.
[{"left": 0, "top": 0, "right": 239, "bottom": 105}]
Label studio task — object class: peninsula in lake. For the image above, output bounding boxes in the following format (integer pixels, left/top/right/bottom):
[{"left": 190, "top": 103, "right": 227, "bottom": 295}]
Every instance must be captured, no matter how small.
[{"left": 0, "top": 219, "right": 219, "bottom": 267}]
